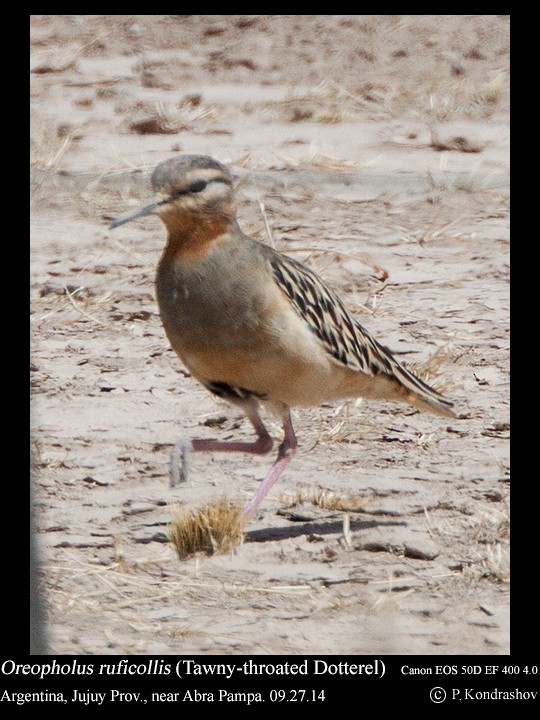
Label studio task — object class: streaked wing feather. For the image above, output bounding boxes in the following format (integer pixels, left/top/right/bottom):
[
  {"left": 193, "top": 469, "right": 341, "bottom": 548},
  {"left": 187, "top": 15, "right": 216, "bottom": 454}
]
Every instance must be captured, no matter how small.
[
  {"left": 270, "top": 253, "right": 392, "bottom": 376},
  {"left": 270, "top": 252, "right": 454, "bottom": 411}
]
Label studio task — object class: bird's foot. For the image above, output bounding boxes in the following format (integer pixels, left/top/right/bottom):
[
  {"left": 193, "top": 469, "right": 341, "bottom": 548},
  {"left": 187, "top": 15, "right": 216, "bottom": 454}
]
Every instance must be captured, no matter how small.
[{"left": 170, "top": 440, "right": 191, "bottom": 487}]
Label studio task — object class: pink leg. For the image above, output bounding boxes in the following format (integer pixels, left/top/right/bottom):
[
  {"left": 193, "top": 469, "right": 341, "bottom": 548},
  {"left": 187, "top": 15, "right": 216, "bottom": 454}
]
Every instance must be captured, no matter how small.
[
  {"left": 242, "top": 411, "right": 298, "bottom": 517},
  {"left": 170, "top": 405, "right": 273, "bottom": 487},
  {"left": 191, "top": 410, "right": 273, "bottom": 455}
]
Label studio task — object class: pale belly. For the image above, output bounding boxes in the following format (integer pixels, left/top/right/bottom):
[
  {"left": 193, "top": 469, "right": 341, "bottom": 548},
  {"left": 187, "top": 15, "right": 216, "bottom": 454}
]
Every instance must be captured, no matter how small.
[{"left": 162, "top": 305, "right": 386, "bottom": 408}]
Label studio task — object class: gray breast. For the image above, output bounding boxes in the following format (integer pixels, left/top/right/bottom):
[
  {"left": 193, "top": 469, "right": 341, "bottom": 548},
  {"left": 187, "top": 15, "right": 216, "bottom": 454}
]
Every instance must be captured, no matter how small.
[{"left": 155, "top": 242, "right": 270, "bottom": 351}]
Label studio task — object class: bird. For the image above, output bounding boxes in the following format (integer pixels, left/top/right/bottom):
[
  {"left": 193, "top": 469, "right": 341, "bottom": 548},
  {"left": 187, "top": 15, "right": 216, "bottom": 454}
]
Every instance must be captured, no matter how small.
[{"left": 110, "top": 154, "right": 455, "bottom": 517}]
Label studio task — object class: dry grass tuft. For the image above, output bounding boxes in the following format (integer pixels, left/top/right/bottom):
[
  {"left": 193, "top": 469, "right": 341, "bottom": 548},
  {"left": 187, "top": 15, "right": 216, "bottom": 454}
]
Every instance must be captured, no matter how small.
[
  {"left": 273, "top": 144, "right": 360, "bottom": 170},
  {"left": 30, "top": 44, "right": 79, "bottom": 74},
  {"left": 397, "top": 209, "right": 469, "bottom": 245},
  {"left": 427, "top": 72, "right": 509, "bottom": 122},
  {"left": 430, "top": 133, "right": 484, "bottom": 154},
  {"left": 30, "top": 122, "right": 75, "bottom": 169},
  {"left": 168, "top": 497, "right": 245, "bottom": 560},
  {"left": 128, "top": 100, "right": 216, "bottom": 135},
  {"left": 476, "top": 503, "right": 510, "bottom": 583},
  {"left": 405, "top": 346, "right": 455, "bottom": 396},
  {"left": 280, "top": 487, "right": 365, "bottom": 512},
  {"left": 33, "top": 283, "right": 115, "bottom": 327}
]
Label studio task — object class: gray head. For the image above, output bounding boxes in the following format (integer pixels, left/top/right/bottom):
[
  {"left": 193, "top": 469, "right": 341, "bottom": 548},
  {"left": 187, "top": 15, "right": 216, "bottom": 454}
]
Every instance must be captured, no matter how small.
[{"left": 110, "top": 155, "right": 235, "bottom": 229}]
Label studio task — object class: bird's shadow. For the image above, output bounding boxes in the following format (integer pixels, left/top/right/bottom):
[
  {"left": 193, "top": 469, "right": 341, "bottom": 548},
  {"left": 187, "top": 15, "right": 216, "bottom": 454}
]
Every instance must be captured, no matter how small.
[{"left": 245, "top": 515, "right": 406, "bottom": 543}]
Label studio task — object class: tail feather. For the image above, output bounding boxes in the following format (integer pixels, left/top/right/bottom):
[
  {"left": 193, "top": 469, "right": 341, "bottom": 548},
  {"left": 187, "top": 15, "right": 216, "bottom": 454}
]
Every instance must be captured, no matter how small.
[{"left": 391, "top": 361, "right": 455, "bottom": 418}]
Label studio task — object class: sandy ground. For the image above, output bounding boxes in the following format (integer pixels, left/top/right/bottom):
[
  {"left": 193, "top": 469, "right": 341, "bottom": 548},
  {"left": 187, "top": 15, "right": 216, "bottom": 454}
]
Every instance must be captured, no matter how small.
[{"left": 30, "top": 15, "right": 509, "bottom": 655}]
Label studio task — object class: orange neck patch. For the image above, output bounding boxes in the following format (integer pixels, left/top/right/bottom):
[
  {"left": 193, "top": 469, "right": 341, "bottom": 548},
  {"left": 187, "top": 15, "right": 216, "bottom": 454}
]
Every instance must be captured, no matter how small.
[{"left": 162, "top": 212, "right": 229, "bottom": 262}]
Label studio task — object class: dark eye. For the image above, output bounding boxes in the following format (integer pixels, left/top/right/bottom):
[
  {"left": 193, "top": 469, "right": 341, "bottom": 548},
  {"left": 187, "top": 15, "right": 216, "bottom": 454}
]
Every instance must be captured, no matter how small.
[{"left": 189, "top": 180, "right": 207, "bottom": 193}]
